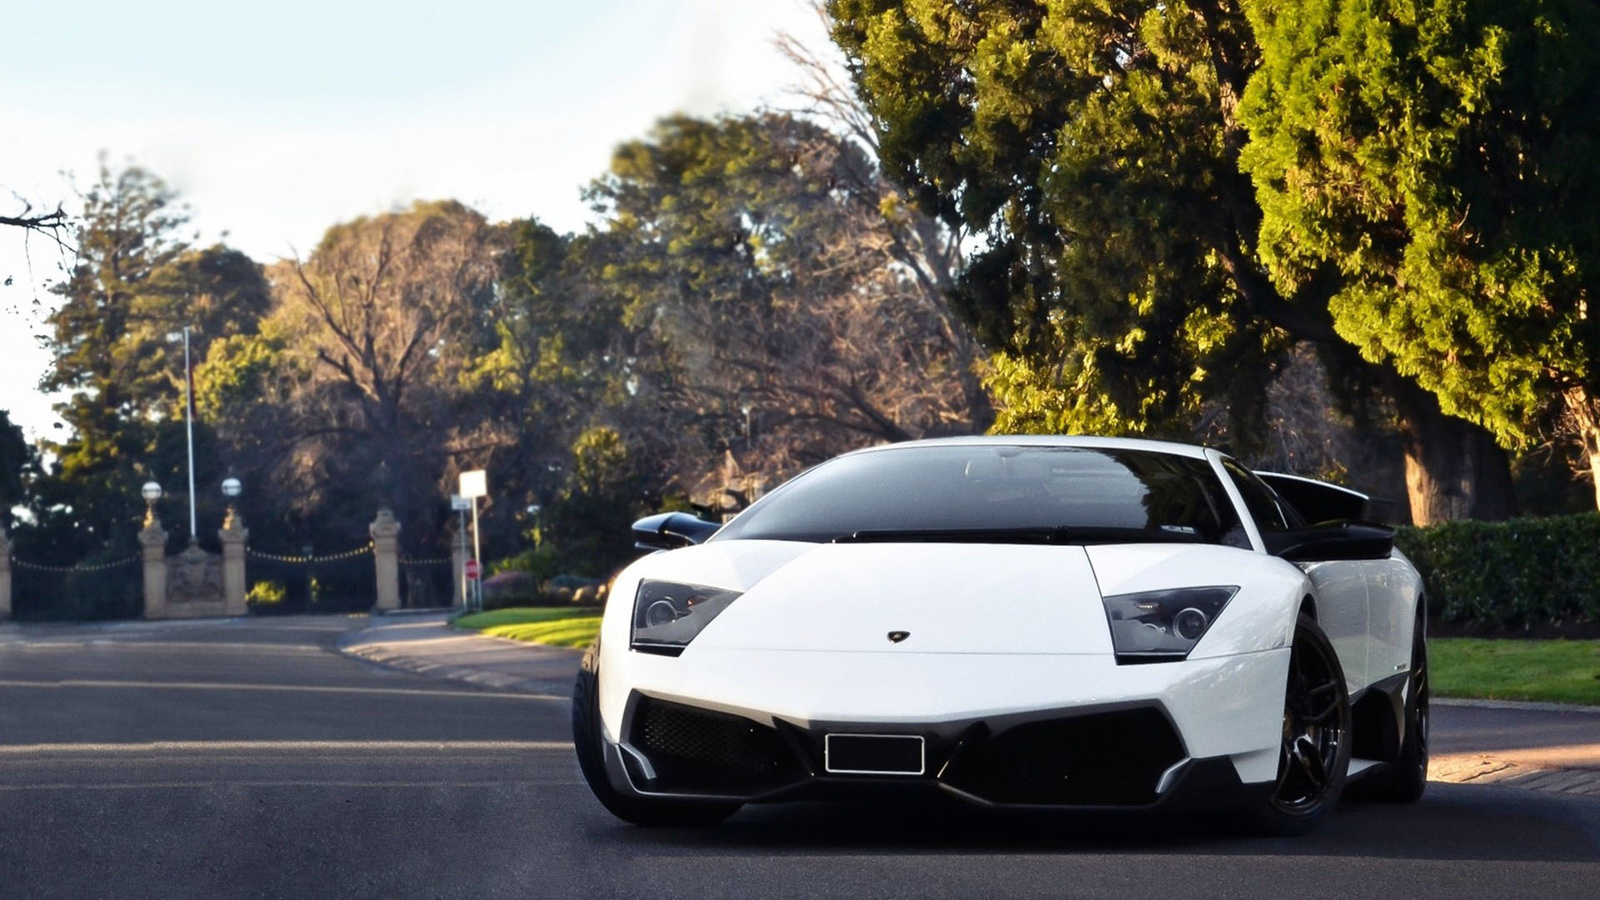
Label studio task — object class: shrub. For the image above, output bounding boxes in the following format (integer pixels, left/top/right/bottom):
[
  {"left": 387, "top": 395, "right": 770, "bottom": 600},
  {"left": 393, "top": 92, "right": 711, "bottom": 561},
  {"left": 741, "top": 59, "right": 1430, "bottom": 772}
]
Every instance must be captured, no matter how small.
[
  {"left": 246, "top": 580, "right": 291, "bottom": 616},
  {"left": 247, "top": 580, "right": 287, "bottom": 606},
  {"left": 481, "top": 571, "right": 540, "bottom": 610},
  {"left": 1395, "top": 512, "right": 1600, "bottom": 628},
  {"left": 493, "top": 544, "right": 562, "bottom": 582}
]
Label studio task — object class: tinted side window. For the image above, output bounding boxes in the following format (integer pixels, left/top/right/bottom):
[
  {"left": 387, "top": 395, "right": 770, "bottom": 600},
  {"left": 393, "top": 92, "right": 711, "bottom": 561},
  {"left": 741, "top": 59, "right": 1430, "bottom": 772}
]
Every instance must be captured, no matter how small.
[{"left": 1221, "top": 459, "right": 1293, "bottom": 533}]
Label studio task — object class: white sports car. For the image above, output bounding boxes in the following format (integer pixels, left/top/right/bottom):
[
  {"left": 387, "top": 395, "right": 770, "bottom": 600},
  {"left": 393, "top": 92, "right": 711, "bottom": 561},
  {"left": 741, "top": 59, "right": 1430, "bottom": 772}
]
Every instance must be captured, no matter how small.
[{"left": 573, "top": 436, "right": 1428, "bottom": 835}]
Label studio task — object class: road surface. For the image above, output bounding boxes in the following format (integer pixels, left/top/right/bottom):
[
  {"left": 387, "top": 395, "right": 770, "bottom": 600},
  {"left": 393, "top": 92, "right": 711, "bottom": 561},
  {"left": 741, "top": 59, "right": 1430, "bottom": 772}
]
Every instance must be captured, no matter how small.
[{"left": 2, "top": 616, "right": 1596, "bottom": 899}]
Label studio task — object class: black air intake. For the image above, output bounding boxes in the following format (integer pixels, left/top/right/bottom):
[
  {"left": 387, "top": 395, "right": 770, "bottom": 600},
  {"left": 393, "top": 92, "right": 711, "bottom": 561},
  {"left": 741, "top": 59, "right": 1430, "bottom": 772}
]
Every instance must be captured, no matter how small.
[
  {"left": 629, "top": 696, "right": 805, "bottom": 794},
  {"left": 942, "top": 707, "right": 1186, "bottom": 805}
]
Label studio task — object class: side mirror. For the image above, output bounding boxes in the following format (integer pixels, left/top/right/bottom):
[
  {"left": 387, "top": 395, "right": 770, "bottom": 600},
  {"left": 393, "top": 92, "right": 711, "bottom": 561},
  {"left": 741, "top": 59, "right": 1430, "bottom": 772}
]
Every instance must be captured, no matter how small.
[
  {"left": 631, "top": 512, "right": 721, "bottom": 551},
  {"left": 1262, "top": 522, "right": 1395, "bottom": 562}
]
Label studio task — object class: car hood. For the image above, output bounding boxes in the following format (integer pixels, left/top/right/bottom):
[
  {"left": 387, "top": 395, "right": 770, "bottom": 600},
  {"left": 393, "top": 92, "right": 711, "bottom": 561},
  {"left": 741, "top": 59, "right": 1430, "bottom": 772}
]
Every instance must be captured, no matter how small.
[{"left": 630, "top": 540, "right": 1113, "bottom": 655}]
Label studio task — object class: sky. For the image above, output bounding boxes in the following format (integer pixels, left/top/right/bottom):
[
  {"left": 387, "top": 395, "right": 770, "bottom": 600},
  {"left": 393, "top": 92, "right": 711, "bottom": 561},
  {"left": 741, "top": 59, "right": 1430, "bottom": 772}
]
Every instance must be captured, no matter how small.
[{"left": 0, "top": 0, "right": 834, "bottom": 440}]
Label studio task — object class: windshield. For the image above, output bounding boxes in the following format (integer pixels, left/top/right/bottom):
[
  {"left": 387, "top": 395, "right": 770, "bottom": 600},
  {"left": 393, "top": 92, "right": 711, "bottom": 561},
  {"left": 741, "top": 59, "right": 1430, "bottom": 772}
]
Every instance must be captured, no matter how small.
[{"left": 713, "top": 445, "right": 1247, "bottom": 546}]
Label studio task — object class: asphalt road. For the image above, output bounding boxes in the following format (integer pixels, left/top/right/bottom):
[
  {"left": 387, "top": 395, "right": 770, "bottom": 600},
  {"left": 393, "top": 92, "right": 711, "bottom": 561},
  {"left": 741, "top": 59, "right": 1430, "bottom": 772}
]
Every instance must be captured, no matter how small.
[{"left": 2, "top": 617, "right": 1598, "bottom": 900}]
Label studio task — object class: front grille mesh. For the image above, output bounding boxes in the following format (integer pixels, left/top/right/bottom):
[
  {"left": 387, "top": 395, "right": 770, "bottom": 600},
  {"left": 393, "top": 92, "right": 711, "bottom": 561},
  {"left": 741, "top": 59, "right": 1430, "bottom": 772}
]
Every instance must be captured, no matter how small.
[
  {"left": 942, "top": 707, "right": 1186, "bottom": 805},
  {"left": 630, "top": 697, "right": 803, "bottom": 794}
]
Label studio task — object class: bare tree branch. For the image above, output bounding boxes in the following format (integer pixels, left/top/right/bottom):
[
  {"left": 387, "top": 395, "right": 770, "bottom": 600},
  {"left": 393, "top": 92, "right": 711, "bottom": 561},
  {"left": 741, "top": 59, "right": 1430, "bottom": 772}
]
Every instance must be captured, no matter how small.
[
  {"left": 1, "top": 197, "right": 74, "bottom": 255},
  {"left": 0, "top": 207, "right": 67, "bottom": 230}
]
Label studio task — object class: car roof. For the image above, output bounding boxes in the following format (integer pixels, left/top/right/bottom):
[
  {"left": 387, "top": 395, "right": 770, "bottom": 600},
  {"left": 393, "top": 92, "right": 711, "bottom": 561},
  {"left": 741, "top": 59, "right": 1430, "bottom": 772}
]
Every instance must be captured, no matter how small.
[{"left": 842, "top": 435, "right": 1214, "bottom": 461}]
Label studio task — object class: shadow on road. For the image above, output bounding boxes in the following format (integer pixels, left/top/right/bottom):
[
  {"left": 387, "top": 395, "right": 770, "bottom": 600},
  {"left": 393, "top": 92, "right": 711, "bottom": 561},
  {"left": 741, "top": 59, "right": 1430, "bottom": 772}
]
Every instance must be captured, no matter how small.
[{"left": 587, "top": 784, "right": 1600, "bottom": 863}]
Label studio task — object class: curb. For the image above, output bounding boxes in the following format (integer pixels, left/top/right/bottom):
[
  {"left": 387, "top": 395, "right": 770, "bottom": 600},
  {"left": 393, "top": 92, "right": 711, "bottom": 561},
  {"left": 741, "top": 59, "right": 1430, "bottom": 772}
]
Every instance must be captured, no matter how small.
[
  {"left": 372, "top": 607, "right": 462, "bottom": 618},
  {"left": 1431, "top": 754, "right": 1600, "bottom": 796},
  {"left": 341, "top": 641, "right": 574, "bottom": 698},
  {"left": 1435, "top": 697, "right": 1600, "bottom": 715},
  {"left": 337, "top": 619, "right": 580, "bottom": 699}
]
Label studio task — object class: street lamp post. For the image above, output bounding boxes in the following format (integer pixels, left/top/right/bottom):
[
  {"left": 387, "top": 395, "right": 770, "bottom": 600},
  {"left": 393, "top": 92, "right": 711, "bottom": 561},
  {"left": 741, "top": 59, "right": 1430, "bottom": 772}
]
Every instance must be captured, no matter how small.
[
  {"left": 141, "top": 482, "right": 162, "bottom": 528},
  {"left": 218, "top": 474, "right": 247, "bottom": 617},
  {"left": 221, "top": 475, "right": 242, "bottom": 528}
]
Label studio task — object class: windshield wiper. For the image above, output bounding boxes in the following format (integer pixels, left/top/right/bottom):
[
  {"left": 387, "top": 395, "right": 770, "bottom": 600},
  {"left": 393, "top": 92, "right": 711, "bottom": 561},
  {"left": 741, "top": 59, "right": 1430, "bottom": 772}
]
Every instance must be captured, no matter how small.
[{"left": 831, "top": 527, "right": 1204, "bottom": 545}]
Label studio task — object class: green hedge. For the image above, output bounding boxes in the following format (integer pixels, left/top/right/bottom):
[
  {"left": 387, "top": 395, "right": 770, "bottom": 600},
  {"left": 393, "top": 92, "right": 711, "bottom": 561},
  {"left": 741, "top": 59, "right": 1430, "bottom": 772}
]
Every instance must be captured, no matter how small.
[{"left": 1395, "top": 512, "right": 1600, "bottom": 627}]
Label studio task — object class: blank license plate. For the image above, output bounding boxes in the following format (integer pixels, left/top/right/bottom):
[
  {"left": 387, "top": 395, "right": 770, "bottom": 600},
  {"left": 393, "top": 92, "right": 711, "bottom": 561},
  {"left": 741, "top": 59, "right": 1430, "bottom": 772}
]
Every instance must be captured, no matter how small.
[{"left": 824, "top": 734, "right": 925, "bottom": 775}]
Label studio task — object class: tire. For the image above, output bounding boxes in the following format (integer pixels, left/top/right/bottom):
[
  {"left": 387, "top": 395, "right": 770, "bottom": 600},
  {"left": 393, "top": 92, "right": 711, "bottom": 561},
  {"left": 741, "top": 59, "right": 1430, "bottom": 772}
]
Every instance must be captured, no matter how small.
[
  {"left": 1367, "top": 618, "right": 1429, "bottom": 803},
  {"left": 571, "top": 642, "right": 741, "bottom": 827},
  {"left": 1251, "top": 614, "right": 1353, "bottom": 836}
]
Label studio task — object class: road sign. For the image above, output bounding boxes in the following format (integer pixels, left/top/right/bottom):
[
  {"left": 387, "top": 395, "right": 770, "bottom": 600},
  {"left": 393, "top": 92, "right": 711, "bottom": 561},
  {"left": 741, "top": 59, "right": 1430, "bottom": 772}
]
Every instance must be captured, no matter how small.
[
  {"left": 464, "top": 558, "right": 480, "bottom": 581},
  {"left": 459, "top": 470, "right": 487, "bottom": 499},
  {"left": 450, "top": 494, "right": 471, "bottom": 511}
]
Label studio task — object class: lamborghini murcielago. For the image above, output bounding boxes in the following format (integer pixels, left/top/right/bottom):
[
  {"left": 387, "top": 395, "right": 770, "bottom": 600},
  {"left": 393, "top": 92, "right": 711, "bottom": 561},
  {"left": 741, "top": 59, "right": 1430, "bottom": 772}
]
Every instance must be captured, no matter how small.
[{"left": 573, "top": 437, "right": 1429, "bottom": 835}]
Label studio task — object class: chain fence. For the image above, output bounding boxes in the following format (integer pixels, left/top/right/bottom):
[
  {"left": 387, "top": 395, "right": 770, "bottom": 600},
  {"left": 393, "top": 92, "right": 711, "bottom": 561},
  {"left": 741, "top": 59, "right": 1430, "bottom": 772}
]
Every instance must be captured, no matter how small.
[
  {"left": 10, "top": 555, "right": 143, "bottom": 621},
  {"left": 400, "top": 555, "right": 457, "bottom": 609},
  {"left": 8, "top": 536, "right": 452, "bottom": 619},
  {"left": 246, "top": 543, "right": 375, "bottom": 614}
]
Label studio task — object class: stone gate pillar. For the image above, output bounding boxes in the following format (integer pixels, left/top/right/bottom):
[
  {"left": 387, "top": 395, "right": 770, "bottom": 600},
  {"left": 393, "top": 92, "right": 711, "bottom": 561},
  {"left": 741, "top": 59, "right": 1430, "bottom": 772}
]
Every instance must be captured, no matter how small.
[
  {"left": 140, "top": 519, "right": 168, "bottom": 620},
  {"left": 0, "top": 526, "right": 12, "bottom": 622},
  {"left": 219, "top": 510, "right": 248, "bottom": 617},
  {"left": 370, "top": 507, "right": 401, "bottom": 613}
]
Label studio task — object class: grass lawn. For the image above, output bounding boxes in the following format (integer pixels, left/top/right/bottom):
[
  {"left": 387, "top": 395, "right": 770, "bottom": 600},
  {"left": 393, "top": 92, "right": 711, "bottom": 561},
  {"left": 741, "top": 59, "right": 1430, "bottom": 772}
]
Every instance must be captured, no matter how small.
[
  {"left": 453, "top": 606, "right": 601, "bottom": 648},
  {"left": 1431, "top": 638, "right": 1600, "bottom": 706}
]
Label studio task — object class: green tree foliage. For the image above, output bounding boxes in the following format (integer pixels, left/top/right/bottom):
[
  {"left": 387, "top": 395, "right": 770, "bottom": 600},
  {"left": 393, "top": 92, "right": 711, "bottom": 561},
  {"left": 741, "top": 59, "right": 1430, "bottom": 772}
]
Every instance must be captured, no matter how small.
[
  {"left": 826, "top": 0, "right": 1517, "bottom": 521},
  {"left": 540, "top": 426, "right": 648, "bottom": 577},
  {"left": 35, "top": 165, "right": 186, "bottom": 553},
  {"left": 1240, "top": 0, "right": 1600, "bottom": 508},
  {"left": 827, "top": 0, "right": 1277, "bottom": 438},
  {"left": 125, "top": 244, "right": 274, "bottom": 419},
  {"left": 588, "top": 112, "right": 986, "bottom": 492},
  {"left": 0, "top": 410, "right": 33, "bottom": 531},
  {"left": 31, "top": 163, "right": 270, "bottom": 558},
  {"left": 460, "top": 219, "right": 642, "bottom": 551}
]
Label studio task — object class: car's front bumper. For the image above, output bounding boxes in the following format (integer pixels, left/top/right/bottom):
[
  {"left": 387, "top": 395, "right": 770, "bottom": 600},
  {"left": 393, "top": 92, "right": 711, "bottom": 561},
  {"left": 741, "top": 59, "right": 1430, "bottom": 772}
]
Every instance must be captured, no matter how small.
[
  {"left": 600, "top": 687, "right": 1280, "bottom": 811},
  {"left": 599, "top": 645, "right": 1291, "bottom": 802}
]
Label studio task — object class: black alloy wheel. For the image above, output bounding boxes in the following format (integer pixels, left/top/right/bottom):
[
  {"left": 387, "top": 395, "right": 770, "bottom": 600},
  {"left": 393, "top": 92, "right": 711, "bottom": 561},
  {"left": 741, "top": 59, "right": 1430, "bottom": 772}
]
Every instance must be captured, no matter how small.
[{"left": 1254, "top": 614, "right": 1352, "bottom": 835}]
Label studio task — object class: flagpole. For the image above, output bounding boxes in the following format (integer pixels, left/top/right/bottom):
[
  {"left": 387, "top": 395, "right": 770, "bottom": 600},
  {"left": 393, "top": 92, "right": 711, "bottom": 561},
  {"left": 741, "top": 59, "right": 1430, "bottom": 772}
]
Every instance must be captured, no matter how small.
[{"left": 184, "top": 326, "right": 197, "bottom": 543}]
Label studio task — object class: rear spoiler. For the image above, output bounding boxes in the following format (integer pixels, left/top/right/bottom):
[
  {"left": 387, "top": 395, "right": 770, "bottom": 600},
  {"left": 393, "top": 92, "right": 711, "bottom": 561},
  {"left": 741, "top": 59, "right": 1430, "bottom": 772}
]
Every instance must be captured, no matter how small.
[{"left": 1254, "top": 472, "right": 1398, "bottom": 525}]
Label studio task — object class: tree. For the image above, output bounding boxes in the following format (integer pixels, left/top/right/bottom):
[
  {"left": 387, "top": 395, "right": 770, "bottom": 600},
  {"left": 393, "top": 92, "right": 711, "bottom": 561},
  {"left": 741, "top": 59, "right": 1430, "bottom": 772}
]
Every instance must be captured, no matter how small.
[
  {"left": 123, "top": 244, "right": 275, "bottom": 418},
  {"left": 1240, "top": 0, "right": 1600, "bottom": 509},
  {"left": 825, "top": 0, "right": 1516, "bottom": 522},
  {"left": 0, "top": 411, "right": 33, "bottom": 532},
  {"left": 464, "top": 222, "right": 637, "bottom": 509},
  {"left": 28, "top": 160, "right": 273, "bottom": 561},
  {"left": 588, "top": 112, "right": 989, "bottom": 496},
  {"left": 539, "top": 426, "right": 650, "bottom": 577},
  {"left": 33, "top": 164, "right": 271, "bottom": 556},
  {"left": 230, "top": 200, "right": 508, "bottom": 552}
]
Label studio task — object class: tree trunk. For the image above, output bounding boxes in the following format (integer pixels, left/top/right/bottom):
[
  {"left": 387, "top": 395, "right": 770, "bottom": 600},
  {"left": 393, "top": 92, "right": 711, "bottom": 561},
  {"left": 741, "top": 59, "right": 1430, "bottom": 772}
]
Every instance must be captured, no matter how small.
[
  {"left": 1389, "top": 376, "right": 1517, "bottom": 525},
  {"left": 1589, "top": 441, "right": 1600, "bottom": 512},
  {"left": 1566, "top": 387, "right": 1600, "bottom": 512}
]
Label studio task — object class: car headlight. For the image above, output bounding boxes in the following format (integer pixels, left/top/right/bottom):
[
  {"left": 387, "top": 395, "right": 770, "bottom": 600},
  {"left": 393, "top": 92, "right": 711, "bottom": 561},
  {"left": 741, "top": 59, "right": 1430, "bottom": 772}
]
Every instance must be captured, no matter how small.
[
  {"left": 1101, "top": 586, "right": 1239, "bottom": 664},
  {"left": 630, "top": 580, "right": 742, "bottom": 656}
]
